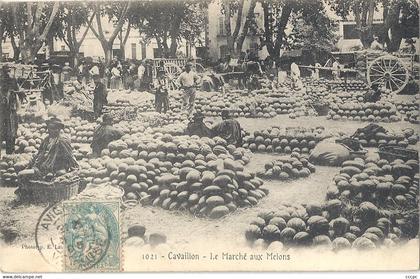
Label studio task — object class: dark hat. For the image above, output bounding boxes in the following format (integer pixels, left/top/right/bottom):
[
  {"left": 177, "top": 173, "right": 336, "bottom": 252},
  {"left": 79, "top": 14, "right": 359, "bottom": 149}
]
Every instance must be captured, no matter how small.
[
  {"left": 221, "top": 109, "right": 230, "bottom": 118},
  {"left": 102, "top": 113, "right": 113, "bottom": 124},
  {"left": 45, "top": 117, "right": 64, "bottom": 129},
  {"left": 193, "top": 111, "right": 205, "bottom": 120}
]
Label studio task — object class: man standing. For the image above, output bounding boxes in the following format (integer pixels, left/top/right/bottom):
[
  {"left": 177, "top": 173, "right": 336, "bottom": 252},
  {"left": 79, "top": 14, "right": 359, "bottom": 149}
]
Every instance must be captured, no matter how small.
[
  {"left": 0, "top": 65, "right": 25, "bottom": 155},
  {"left": 137, "top": 60, "right": 146, "bottom": 91},
  {"left": 93, "top": 74, "right": 108, "bottom": 118},
  {"left": 61, "top": 62, "right": 73, "bottom": 82},
  {"left": 177, "top": 62, "right": 201, "bottom": 116}
]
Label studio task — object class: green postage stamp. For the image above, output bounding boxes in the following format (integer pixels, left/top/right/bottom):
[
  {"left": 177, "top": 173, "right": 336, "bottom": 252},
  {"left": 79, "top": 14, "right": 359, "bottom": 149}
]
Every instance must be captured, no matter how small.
[{"left": 63, "top": 201, "right": 121, "bottom": 272}]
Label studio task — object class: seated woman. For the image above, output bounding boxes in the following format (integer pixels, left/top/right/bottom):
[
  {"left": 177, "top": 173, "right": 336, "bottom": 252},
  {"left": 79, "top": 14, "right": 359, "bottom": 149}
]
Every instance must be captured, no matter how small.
[
  {"left": 91, "top": 114, "right": 124, "bottom": 157},
  {"left": 30, "top": 117, "right": 79, "bottom": 175},
  {"left": 185, "top": 111, "right": 212, "bottom": 138},
  {"left": 211, "top": 110, "right": 243, "bottom": 147}
]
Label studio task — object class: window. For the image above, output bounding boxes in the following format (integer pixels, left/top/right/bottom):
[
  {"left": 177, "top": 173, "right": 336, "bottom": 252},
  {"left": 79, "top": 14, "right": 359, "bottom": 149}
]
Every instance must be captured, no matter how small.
[
  {"left": 343, "top": 23, "right": 384, "bottom": 40},
  {"left": 61, "top": 45, "right": 65, "bottom": 51},
  {"left": 218, "top": 16, "right": 225, "bottom": 36},
  {"left": 131, "top": 43, "right": 137, "bottom": 60},
  {"left": 141, "top": 43, "right": 147, "bottom": 59}
]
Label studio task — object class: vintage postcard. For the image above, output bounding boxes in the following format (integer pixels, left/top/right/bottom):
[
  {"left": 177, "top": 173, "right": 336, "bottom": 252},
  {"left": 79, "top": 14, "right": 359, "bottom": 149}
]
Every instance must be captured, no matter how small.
[{"left": 0, "top": 0, "right": 419, "bottom": 273}]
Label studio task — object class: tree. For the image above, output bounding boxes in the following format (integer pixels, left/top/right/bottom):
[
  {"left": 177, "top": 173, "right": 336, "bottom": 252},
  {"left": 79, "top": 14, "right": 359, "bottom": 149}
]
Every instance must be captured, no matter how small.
[
  {"left": 257, "top": 0, "right": 333, "bottom": 58},
  {"left": 236, "top": 0, "right": 258, "bottom": 53},
  {"left": 327, "top": 0, "right": 377, "bottom": 48},
  {"left": 134, "top": 0, "right": 207, "bottom": 58},
  {"left": 89, "top": 1, "right": 133, "bottom": 65},
  {"left": 285, "top": 5, "right": 338, "bottom": 52},
  {"left": 11, "top": 2, "right": 60, "bottom": 63},
  {"left": 52, "top": 2, "right": 95, "bottom": 66},
  {"left": 381, "top": 0, "right": 419, "bottom": 52}
]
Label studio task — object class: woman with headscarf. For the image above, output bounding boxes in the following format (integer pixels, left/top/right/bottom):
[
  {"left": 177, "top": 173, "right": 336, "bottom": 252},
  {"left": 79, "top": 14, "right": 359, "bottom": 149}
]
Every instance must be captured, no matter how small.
[
  {"left": 91, "top": 114, "right": 124, "bottom": 157},
  {"left": 30, "top": 117, "right": 78, "bottom": 175},
  {"left": 93, "top": 74, "right": 108, "bottom": 118}
]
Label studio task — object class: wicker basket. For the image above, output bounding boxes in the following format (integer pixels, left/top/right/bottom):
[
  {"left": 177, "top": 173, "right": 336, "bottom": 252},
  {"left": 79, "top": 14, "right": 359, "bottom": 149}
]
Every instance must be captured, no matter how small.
[
  {"left": 378, "top": 145, "right": 419, "bottom": 162},
  {"left": 18, "top": 177, "right": 80, "bottom": 203}
]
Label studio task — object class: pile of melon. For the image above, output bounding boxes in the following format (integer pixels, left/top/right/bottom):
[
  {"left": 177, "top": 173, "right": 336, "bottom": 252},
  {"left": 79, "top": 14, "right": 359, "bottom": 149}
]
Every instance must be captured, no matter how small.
[
  {"left": 352, "top": 128, "right": 418, "bottom": 148},
  {"left": 242, "top": 126, "right": 327, "bottom": 154},
  {"left": 405, "top": 110, "right": 419, "bottom": 124},
  {"left": 142, "top": 155, "right": 268, "bottom": 218},
  {"left": 396, "top": 100, "right": 419, "bottom": 116},
  {"left": 0, "top": 154, "right": 32, "bottom": 187},
  {"left": 245, "top": 201, "right": 408, "bottom": 251},
  {"left": 329, "top": 79, "right": 368, "bottom": 91},
  {"left": 331, "top": 158, "right": 419, "bottom": 207},
  {"left": 67, "top": 120, "right": 96, "bottom": 144},
  {"left": 257, "top": 153, "right": 316, "bottom": 180},
  {"left": 327, "top": 101, "right": 400, "bottom": 122},
  {"left": 14, "top": 123, "right": 47, "bottom": 153},
  {"left": 80, "top": 133, "right": 265, "bottom": 218},
  {"left": 124, "top": 224, "right": 169, "bottom": 250}
]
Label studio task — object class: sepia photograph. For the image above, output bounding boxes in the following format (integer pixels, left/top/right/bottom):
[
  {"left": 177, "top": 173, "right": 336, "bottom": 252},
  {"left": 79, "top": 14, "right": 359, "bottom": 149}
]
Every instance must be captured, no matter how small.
[{"left": 0, "top": 0, "right": 419, "bottom": 273}]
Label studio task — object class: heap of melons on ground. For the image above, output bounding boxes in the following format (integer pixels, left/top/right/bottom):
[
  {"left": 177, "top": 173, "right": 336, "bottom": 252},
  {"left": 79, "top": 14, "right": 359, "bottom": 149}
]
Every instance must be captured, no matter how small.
[
  {"left": 0, "top": 154, "right": 32, "bottom": 186},
  {"left": 242, "top": 126, "right": 327, "bottom": 154},
  {"left": 331, "top": 157, "right": 419, "bottom": 209},
  {"left": 245, "top": 200, "right": 411, "bottom": 251},
  {"left": 124, "top": 224, "right": 169, "bottom": 250},
  {"left": 79, "top": 134, "right": 268, "bottom": 218},
  {"left": 257, "top": 153, "right": 316, "bottom": 180},
  {"left": 352, "top": 128, "right": 418, "bottom": 148},
  {"left": 327, "top": 101, "right": 401, "bottom": 122}
]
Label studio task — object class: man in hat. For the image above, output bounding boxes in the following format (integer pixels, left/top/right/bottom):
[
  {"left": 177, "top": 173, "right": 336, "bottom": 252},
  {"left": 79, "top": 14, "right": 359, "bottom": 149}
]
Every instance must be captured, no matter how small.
[
  {"left": 91, "top": 113, "right": 124, "bottom": 157},
  {"left": 177, "top": 62, "right": 201, "bottom": 115},
  {"left": 93, "top": 73, "right": 108, "bottom": 118},
  {"left": 136, "top": 59, "right": 146, "bottom": 90},
  {"left": 370, "top": 36, "right": 383, "bottom": 51},
  {"left": 185, "top": 111, "right": 212, "bottom": 137},
  {"left": 154, "top": 66, "right": 170, "bottom": 113},
  {"left": 30, "top": 117, "right": 78, "bottom": 175},
  {"left": 211, "top": 110, "right": 243, "bottom": 147},
  {"left": 0, "top": 65, "right": 25, "bottom": 155},
  {"left": 61, "top": 62, "right": 73, "bottom": 83}
]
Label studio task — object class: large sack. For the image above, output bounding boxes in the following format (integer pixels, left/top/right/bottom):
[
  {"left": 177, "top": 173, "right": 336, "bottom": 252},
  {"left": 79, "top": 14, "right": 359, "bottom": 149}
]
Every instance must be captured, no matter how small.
[{"left": 309, "top": 138, "right": 352, "bottom": 166}]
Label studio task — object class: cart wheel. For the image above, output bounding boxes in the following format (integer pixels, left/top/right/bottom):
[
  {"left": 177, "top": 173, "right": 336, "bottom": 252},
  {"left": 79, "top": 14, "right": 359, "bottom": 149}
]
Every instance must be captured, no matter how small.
[
  {"left": 164, "top": 63, "right": 182, "bottom": 90},
  {"left": 367, "top": 55, "right": 409, "bottom": 94}
]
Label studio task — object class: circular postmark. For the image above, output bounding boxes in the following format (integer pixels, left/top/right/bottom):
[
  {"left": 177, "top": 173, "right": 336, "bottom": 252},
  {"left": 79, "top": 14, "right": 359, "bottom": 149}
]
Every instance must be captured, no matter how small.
[
  {"left": 63, "top": 201, "right": 120, "bottom": 271},
  {"left": 35, "top": 202, "right": 65, "bottom": 270}
]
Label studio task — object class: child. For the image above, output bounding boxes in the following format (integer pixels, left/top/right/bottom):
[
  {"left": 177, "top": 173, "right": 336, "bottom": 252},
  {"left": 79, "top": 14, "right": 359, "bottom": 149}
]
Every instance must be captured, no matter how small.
[{"left": 154, "top": 69, "right": 169, "bottom": 113}]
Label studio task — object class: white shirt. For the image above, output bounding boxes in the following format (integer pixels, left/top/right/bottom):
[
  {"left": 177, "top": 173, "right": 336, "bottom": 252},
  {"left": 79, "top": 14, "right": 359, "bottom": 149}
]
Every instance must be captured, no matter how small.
[
  {"left": 89, "top": 65, "right": 99, "bottom": 76},
  {"left": 138, "top": 65, "right": 145, "bottom": 79},
  {"left": 111, "top": 67, "right": 120, "bottom": 77},
  {"left": 290, "top": 62, "right": 300, "bottom": 78},
  {"left": 177, "top": 71, "right": 200, "bottom": 88}
]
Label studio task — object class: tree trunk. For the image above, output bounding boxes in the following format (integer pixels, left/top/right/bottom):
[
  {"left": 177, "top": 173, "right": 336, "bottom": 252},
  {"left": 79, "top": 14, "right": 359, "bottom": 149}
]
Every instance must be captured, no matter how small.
[
  {"left": 273, "top": 4, "right": 292, "bottom": 57},
  {"left": 223, "top": 0, "right": 234, "bottom": 56},
  {"left": 21, "top": 45, "right": 36, "bottom": 64},
  {"left": 10, "top": 36, "right": 20, "bottom": 61},
  {"left": 366, "top": 0, "right": 375, "bottom": 44},
  {"left": 236, "top": 0, "right": 257, "bottom": 53},
  {"left": 388, "top": 25, "right": 403, "bottom": 52}
]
